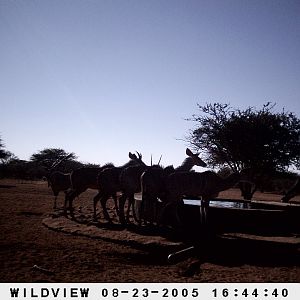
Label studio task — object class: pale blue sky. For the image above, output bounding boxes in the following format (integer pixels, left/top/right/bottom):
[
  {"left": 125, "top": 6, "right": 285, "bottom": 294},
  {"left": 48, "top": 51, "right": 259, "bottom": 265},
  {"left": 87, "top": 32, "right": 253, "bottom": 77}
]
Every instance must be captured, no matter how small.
[{"left": 1, "top": 0, "right": 299, "bottom": 168}]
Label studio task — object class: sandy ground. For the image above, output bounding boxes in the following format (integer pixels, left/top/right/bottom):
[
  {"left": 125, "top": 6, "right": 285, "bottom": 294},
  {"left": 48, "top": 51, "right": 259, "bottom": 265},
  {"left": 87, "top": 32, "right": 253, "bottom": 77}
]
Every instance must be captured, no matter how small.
[{"left": 0, "top": 178, "right": 299, "bottom": 283}]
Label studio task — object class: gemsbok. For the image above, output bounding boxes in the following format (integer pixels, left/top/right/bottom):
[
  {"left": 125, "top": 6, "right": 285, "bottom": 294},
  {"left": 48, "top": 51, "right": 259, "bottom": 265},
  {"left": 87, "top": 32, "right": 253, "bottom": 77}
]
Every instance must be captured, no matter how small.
[
  {"left": 118, "top": 156, "right": 163, "bottom": 225},
  {"left": 282, "top": 177, "right": 300, "bottom": 202},
  {"left": 93, "top": 152, "right": 146, "bottom": 222},
  {"left": 47, "top": 171, "right": 71, "bottom": 209},
  {"left": 162, "top": 170, "right": 241, "bottom": 227},
  {"left": 140, "top": 148, "right": 207, "bottom": 224},
  {"left": 44, "top": 154, "right": 73, "bottom": 209},
  {"left": 64, "top": 164, "right": 114, "bottom": 216}
]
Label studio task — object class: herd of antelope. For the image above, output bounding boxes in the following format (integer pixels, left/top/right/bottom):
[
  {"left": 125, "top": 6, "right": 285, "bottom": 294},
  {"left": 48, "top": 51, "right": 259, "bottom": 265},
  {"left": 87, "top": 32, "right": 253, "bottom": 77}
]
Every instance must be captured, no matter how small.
[{"left": 45, "top": 149, "right": 300, "bottom": 228}]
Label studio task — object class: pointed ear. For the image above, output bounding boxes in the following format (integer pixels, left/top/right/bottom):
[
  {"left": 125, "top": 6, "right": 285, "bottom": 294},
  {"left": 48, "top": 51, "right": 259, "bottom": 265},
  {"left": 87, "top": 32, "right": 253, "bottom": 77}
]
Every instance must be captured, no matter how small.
[
  {"left": 186, "top": 148, "right": 193, "bottom": 156},
  {"left": 129, "top": 152, "right": 137, "bottom": 159}
]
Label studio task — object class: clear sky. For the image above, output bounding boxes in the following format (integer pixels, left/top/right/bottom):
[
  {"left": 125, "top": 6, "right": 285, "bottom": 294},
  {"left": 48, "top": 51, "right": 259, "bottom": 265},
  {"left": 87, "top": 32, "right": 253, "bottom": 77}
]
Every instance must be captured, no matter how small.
[{"left": 1, "top": 0, "right": 299, "bottom": 169}]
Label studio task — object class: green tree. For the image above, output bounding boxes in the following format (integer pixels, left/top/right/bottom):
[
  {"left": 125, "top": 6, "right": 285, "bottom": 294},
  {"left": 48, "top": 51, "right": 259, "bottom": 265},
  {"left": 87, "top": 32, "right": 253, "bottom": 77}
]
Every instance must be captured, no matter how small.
[{"left": 186, "top": 102, "right": 300, "bottom": 173}]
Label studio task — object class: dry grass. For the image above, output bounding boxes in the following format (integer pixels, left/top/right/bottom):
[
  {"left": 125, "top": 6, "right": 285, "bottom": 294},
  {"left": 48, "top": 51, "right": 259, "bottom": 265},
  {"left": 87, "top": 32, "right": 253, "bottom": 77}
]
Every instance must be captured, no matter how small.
[{"left": 0, "top": 178, "right": 299, "bottom": 282}]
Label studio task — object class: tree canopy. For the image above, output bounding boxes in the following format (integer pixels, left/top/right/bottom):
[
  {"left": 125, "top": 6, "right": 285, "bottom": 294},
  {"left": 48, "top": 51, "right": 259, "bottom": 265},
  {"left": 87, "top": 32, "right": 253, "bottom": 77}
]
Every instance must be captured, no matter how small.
[
  {"left": 0, "top": 140, "right": 92, "bottom": 179},
  {"left": 186, "top": 102, "right": 300, "bottom": 173},
  {"left": 0, "top": 137, "right": 9, "bottom": 161},
  {"left": 30, "top": 148, "right": 77, "bottom": 170}
]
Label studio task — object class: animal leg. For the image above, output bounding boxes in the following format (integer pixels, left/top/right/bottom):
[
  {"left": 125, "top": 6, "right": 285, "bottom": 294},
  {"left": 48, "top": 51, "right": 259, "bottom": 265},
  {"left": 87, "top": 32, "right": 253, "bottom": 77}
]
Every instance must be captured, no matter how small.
[
  {"left": 141, "top": 194, "right": 157, "bottom": 225},
  {"left": 63, "top": 192, "right": 70, "bottom": 215},
  {"left": 93, "top": 192, "right": 101, "bottom": 221},
  {"left": 158, "top": 201, "right": 171, "bottom": 226},
  {"left": 113, "top": 193, "right": 119, "bottom": 216},
  {"left": 64, "top": 190, "right": 79, "bottom": 218},
  {"left": 200, "top": 199, "right": 210, "bottom": 237},
  {"left": 139, "top": 193, "right": 146, "bottom": 225},
  {"left": 53, "top": 195, "right": 58, "bottom": 210},
  {"left": 157, "top": 193, "right": 180, "bottom": 227},
  {"left": 118, "top": 194, "right": 127, "bottom": 225},
  {"left": 125, "top": 194, "right": 136, "bottom": 223},
  {"left": 69, "top": 199, "right": 75, "bottom": 218},
  {"left": 130, "top": 195, "right": 139, "bottom": 223},
  {"left": 100, "top": 195, "right": 112, "bottom": 223}
]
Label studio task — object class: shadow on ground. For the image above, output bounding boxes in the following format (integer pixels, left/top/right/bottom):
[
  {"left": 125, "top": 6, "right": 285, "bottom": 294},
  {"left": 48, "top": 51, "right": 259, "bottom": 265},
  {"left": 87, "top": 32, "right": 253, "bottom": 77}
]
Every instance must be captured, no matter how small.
[{"left": 43, "top": 210, "right": 300, "bottom": 271}]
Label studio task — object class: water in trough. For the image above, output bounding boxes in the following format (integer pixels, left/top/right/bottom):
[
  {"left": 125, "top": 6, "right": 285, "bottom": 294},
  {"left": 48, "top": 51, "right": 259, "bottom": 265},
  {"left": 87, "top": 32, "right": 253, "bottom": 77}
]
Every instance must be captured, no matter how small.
[
  {"left": 183, "top": 199, "right": 251, "bottom": 209},
  {"left": 181, "top": 198, "right": 300, "bottom": 236}
]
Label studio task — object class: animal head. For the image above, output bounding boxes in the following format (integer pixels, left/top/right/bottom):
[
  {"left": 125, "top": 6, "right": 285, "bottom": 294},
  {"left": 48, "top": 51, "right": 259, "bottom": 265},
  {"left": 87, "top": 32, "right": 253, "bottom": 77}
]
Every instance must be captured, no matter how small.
[
  {"left": 48, "top": 153, "right": 73, "bottom": 171},
  {"left": 186, "top": 148, "right": 207, "bottom": 167},
  {"left": 128, "top": 151, "right": 146, "bottom": 166},
  {"left": 44, "top": 153, "right": 73, "bottom": 179},
  {"left": 238, "top": 181, "right": 256, "bottom": 200}
]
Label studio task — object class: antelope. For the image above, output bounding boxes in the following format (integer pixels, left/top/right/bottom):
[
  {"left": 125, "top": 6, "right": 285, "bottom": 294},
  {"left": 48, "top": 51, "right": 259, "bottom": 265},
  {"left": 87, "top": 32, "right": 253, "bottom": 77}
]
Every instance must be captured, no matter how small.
[
  {"left": 238, "top": 180, "right": 256, "bottom": 200},
  {"left": 282, "top": 177, "right": 300, "bottom": 202},
  {"left": 47, "top": 171, "right": 71, "bottom": 209},
  {"left": 118, "top": 155, "right": 162, "bottom": 225},
  {"left": 118, "top": 165, "right": 149, "bottom": 224},
  {"left": 140, "top": 148, "right": 207, "bottom": 224},
  {"left": 44, "top": 154, "right": 73, "bottom": 209},
  {"left": 64, "top": 163, "right": 114, "bottom": 216},
  {"left": 238, "top": 169, "right": 275, "bottom": 200},
  {"left": 162, "top": 170, "right": 241, "bottom": 227},
  {"left": 93, "top": 152, "right": 146, "bottom": 222}
]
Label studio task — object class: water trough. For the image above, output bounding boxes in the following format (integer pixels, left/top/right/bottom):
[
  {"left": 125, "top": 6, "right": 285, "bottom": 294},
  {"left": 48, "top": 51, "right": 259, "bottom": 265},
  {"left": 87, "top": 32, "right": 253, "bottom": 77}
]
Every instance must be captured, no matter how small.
[
  {"left": 167, "top": 198, "right": 300, "bottom": 263},
  {"left": 135, "top": 195, "right": 300, "bottom": 236},
  {"left": 180, "top": 198, "right": 300, "bottom": 236}
]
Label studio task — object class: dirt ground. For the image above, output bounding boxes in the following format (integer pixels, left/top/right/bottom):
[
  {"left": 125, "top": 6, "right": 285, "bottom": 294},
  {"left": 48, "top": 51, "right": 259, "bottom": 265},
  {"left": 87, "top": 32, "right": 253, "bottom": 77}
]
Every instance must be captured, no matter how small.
[{"left": 0, "top": 178, "right": 299, "bottom": 283}]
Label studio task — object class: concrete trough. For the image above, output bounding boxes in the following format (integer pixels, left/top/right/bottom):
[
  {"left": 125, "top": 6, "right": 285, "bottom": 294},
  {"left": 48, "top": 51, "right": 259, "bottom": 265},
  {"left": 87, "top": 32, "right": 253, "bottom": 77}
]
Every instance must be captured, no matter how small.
[
  {"left": 134, "top": 194, "right": 300, "bottom": 236},
  {"left": 180, "top": 198, "right": 300, "bottom": 236}
]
